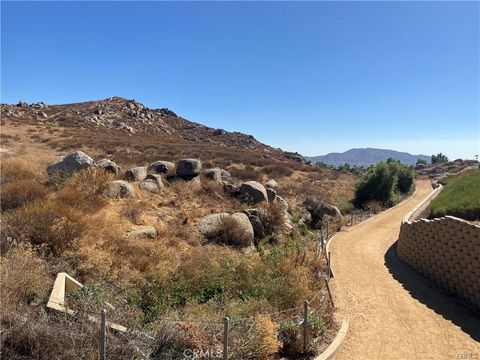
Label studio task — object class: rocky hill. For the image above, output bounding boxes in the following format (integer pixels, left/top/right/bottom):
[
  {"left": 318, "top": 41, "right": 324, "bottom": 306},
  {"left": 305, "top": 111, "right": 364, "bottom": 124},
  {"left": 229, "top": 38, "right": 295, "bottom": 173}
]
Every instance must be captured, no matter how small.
[
  {"left": 1, "top": 97, "right": 306, "bottom": 166},
  {"left": 305, "top": 148, "right": 431, "bottom": 167}
]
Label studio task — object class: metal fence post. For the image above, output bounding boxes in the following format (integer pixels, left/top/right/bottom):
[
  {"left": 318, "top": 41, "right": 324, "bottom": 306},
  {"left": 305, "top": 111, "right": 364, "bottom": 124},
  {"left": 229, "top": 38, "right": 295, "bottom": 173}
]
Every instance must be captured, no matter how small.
[
  {"left": 100, "top": 309, "right": 106, "bottom": 360},
  {"left": 303, "top": 300, "right": 309, "bottom": 353},
  {"left": 223, "top": 317, "right": 229, "bottom": 360}
]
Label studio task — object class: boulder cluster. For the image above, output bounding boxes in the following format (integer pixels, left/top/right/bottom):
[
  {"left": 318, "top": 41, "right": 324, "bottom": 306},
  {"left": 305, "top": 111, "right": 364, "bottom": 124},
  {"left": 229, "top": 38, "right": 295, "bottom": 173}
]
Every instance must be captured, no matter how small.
[{"left": 46, "top": 150, "right": 293, "bottom": 248}]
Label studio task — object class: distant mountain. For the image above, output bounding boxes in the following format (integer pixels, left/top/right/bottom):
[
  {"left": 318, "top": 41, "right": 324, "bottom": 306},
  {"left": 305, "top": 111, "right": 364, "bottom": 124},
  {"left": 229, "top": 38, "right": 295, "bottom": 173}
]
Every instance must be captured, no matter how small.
[{"left": 305, "top": 148, "right": 430, "bottom": 167}]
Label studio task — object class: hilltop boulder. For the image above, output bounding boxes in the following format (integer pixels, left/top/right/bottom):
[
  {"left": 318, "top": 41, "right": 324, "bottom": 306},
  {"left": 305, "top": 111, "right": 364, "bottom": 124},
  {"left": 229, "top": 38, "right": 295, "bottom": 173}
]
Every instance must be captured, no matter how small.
[
  {"left": 148, "top": 160, "right": 175, "bottom": 175},
  {"left": 47, "top": 151, "right": 94, "bottom": 175},
  {"left": 125, "top": 166, "right": 147, "bottom": 182},
  {"left": 239, "top": 181, "right": 268, "bottom": 204},
  {"left": 265, "top": 179, "right": 279, "bottom": 189},
  {"left": 176, "top": 158, "right": 202, "bottom": 178},
  {"left": 205, "top": 168, "right": 231, "bottom": 182},
  {"left": 96, "top": 159, "right": 120, "bottom": 174},
  {"left": 103, "top": 180, "right": 135, "bottom": 199}
]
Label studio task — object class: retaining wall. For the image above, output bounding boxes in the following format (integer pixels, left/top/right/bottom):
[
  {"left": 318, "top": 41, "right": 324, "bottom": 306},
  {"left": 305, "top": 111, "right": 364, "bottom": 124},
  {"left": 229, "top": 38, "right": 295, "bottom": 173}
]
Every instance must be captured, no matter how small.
[{"left": 397, "top": 208, "right": 480, "bottom": 309}]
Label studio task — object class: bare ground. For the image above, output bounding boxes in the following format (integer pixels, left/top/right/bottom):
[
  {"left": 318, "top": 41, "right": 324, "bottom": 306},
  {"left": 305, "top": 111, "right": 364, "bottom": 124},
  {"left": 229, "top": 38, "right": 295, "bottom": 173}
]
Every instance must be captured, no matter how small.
[{"left": 330, "top": 180, "right": 480, "bottom": 360}]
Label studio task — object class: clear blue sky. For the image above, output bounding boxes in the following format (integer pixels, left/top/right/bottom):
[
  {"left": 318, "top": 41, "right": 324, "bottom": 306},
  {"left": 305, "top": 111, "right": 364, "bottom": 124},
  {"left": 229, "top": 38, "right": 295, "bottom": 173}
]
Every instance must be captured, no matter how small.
[{"left": 2, "top": 1, "right": 479, "bottom": 159}]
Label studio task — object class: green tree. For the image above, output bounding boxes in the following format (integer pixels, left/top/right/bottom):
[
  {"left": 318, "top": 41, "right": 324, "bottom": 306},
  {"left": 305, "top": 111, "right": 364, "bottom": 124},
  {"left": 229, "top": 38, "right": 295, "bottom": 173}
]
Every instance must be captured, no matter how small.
[
  {"left": 416, "top": 159, "right": 427, "bottom": 165},
  {"left": 354, "top": 160, "right": 415, "bottom": 207},
  {"left": 431, "top": 153, "right": 449, "bottom": 164}
]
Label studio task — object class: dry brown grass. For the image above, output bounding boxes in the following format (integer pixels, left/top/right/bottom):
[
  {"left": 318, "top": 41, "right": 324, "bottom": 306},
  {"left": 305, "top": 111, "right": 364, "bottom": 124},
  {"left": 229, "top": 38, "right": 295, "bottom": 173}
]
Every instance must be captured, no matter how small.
[
  {"left": 0, "top": 179, "right": 48, "bottom": 212},
  {"left": 2, "top": 199, "right": 87, "bottom": 254},
  {"left": 205, "top": 215, "right": 252, "bottom": 248}
]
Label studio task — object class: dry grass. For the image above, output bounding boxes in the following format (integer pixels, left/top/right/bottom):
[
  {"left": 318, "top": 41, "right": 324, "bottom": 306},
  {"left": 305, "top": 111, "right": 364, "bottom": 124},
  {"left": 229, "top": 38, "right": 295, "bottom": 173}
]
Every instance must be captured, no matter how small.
[
  {"left": 205, "top": 215, "right": 252, "bottom": 248},
  {"left": 0, "top": 179, "right": 48, "bottom": 212}
]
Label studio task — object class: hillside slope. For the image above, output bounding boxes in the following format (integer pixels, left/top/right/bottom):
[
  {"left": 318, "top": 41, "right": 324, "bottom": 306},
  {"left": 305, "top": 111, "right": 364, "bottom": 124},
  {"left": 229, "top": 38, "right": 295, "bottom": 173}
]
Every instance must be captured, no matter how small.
[
  {"left": 306, "top": 148, "right": 430, "bottom": 167},
  {"left": 1, "top": 97, "right": 306, "bottom": 166}
]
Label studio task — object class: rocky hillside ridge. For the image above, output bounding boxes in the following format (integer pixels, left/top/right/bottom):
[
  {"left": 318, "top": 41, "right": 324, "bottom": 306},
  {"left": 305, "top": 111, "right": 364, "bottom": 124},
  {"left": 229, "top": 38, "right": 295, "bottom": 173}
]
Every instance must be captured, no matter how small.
[{"left": 1, "top": 97, "right": 305, "bottom": 163}]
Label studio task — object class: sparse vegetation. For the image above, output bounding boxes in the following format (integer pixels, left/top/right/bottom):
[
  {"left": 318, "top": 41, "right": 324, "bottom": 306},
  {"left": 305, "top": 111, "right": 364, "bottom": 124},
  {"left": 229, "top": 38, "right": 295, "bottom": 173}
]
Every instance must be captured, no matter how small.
[
  {"left": 431, "top": 169, "right": 480, "bottom": 220},
  {"left": 0, "top": 103, "right": 350, "bottom": 359}
]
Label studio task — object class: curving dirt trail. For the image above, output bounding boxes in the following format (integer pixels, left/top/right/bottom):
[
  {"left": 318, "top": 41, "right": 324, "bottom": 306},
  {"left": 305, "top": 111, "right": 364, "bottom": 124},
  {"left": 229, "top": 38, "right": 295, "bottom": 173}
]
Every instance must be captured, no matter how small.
[{"left": 330, "top": 180, "right": 480, "bottom": 360}]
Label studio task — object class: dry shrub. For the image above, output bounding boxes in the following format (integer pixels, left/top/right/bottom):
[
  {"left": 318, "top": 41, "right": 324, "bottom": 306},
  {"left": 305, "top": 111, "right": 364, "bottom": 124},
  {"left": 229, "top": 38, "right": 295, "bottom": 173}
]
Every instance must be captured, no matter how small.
[
  {"left": 206, "top": 216, "right": 252, "bottom": 248},
  {"left": 3, "top": 200, "right": 86, "bottom": 254},
  {"left": 365, "top": 200, "right": 382, "bottom": 214},
  {"left": 120, "top": 200, "right": 147, "bottom": 224},
  {"left": 258, "top": 203, "right": 287, "bottom": 235},
  {"left": 226, "top": 165, "right": 262, "bottom": 182},
  {"left": 0, "top": 243, "right": 50, "bottom": 311},
  {"left": 0, "top": 179, "right": 48, "bottom": 212},
  {"left": 0, "top": 157, "right": 39, "bottom": 182},
  {"left": 241, "top": 315, "right": 281, "bottom": 359},
  {"left": 261, "top": 164, "right": 294, "bottom": 179}
]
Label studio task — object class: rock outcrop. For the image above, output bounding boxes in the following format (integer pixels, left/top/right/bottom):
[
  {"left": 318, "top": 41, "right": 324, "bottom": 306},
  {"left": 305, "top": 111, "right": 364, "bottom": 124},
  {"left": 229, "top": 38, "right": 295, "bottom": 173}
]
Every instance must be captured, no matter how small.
[
  {"left": 47, "top": 151, "right": 94, "bottom": 175},
  {"left": 103, "top": 180, "right": 135, "bottom": 199},
  {"left": 96, "top": 159, "right": 120, "bottom": 174},
  {"left": 176, "top": 158, "right": 202, "bottom": 178},
  {"left": 148, "top": 161, "right": 175, "bottom": 175},
  {"left": 239, "top": 181, "right": 268, "bottom": 204},
  {"left": 125, "top": 167, "right": 147, "bottom": 182}
]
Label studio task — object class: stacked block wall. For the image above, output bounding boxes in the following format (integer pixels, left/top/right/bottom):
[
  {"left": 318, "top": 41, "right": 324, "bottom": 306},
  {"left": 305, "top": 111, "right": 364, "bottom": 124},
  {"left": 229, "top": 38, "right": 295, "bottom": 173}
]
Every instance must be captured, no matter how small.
[{"left": 397, "top": 216, "right": 480, "bottom": 309}]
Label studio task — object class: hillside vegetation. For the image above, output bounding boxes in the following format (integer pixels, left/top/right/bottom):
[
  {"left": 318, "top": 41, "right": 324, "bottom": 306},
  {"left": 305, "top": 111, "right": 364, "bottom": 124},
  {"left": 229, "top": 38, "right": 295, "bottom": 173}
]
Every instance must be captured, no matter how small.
[
  {"left": 431, "top": 169, "right": 480, "bottom": 221},
  {"left": 0, "top": 100, "right": 359, "bottom": 359},
  {"left": 354, "top": 158, "right": 415, "bottom": 208}
]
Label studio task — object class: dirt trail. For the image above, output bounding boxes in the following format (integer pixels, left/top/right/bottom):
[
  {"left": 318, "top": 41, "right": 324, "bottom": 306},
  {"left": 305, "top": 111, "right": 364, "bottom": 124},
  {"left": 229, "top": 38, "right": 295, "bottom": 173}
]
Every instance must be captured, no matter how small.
[{"left": 330, "top": 180, "right": 480, "bottom": 360}]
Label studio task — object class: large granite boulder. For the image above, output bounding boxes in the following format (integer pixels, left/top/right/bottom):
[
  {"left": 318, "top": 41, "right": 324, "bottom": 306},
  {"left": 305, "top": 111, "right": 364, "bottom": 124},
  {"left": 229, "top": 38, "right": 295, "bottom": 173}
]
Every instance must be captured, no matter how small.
[
  {"left": 103, "top": 180, "right": 135, "bottom": 199},
  {"left": 148, "top": 160, "right": 175, "bottom": 175},
  {"left": 204, "top": 168, "right": 231, "bottom": 183},
  {"left": 96, "top": 159, "right": 120, "bottom": 174},
  {"left": 197, "top": 212, "right": 254, "bottom": 247},
  {"left": 239, "top": 181, "right": 268, "bottom": 204},
  {"left": 125, "top": 166, "right": 147, "bottom": 182},
  {"left": 47, "top": 151, "right": 94, "bottom": 175},
  {"left": 176, "top": 159, "right": 202, "bottom": 178}
]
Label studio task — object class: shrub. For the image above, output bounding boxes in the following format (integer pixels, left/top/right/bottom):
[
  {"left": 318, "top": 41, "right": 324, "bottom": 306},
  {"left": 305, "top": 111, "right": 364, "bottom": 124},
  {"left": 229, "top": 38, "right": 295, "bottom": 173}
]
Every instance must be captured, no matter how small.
[
  {"left": 0, "top": 179, "right": 48, "bottom": 212},
  {"left": 206, "top": 215, "right": 252, "bottom": 248},
  {"left": 260, "top": 164, "right": 294, "bottom": 179},
  {"left": 0, "top": 158, "right": 39, "bottom": 182},
  {"left": 354, "top": 159, "right": 414, "bottom": 207},
  {"left": 240, "top": 315, "right": 281, "bottom": 359},
  {"left": 258, "top": 203, "right": 287, "bottom": 235},
  {"left": 3, "top": 200, "right": 86, "bottom": 254}
]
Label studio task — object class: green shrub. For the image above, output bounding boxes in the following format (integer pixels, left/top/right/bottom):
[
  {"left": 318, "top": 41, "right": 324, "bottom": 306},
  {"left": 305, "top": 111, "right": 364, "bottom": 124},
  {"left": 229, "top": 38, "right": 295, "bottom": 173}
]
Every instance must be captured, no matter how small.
[{"left": 354, "top": 159, "right": 415, "bottom": 207}]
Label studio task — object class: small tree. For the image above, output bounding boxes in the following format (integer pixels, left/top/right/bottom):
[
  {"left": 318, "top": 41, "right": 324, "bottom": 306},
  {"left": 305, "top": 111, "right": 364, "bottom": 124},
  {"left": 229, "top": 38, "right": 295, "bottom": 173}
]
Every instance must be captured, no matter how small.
[
  {"left": 431, "top": 153, "right": 449, "bottom": 164},
  {"left": 416, "top": 159, "right": 427, "bottom": 165}
]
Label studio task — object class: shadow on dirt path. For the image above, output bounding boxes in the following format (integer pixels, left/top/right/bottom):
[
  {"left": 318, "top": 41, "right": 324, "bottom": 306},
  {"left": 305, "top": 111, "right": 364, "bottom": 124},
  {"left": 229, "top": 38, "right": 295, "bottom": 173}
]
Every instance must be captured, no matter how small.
[{"left": 384, "top": 242, "right": 480, "bottom": 342}]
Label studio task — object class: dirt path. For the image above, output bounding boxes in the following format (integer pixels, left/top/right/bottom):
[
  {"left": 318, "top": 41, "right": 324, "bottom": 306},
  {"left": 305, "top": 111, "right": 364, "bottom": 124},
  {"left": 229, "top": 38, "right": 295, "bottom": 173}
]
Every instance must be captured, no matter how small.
[{"left": 330, "top": 180, "right": 480, "bottom": 360}]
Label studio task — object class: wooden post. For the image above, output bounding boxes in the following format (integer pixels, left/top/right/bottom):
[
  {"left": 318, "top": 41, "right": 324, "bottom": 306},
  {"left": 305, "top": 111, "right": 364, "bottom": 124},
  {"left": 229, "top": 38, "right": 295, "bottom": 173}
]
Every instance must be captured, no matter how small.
[
  {"left": 326, "top": 222, "right": 329, "bottom": 238},
  {"left": 303, "top": 300, "right": 309, "bottom": 353},
  {"left": 350, "top": 213, "right": 353, "bottom": 226},
  {"left": 328, "top": 251, "right": 332, "bottom": 280},
  {"left": 360, "top": 212, "right": 363, "bottom": 221},
  {"left": 223, "top": 317, "right": 229, "bottom": 360},
  {"left": 325, "top": 279, "right": 335, "bottom": 307},
  {"left": 100, "top": 309, "right": 106, "bottom": 360}
]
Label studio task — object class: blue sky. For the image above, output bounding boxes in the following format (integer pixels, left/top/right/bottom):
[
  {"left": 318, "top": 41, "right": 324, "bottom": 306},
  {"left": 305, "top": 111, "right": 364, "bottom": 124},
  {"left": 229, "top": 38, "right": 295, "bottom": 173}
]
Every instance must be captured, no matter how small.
[{"left": 2, "top": 1, "right": 479, "bottom": 159}]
